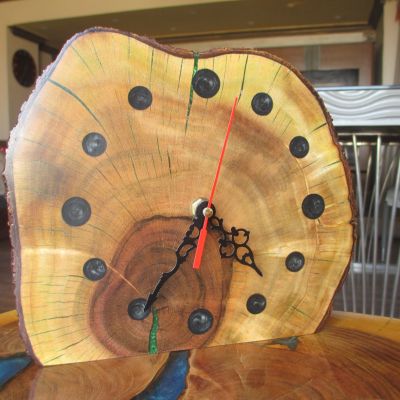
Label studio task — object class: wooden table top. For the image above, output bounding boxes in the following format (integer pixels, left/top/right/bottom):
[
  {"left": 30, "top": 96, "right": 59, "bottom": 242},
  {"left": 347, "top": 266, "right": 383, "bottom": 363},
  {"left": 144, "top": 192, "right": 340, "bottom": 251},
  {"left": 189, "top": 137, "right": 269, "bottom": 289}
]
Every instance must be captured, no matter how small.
[{"left": 1, "top": 310, "right": 399, "bottom": 399}]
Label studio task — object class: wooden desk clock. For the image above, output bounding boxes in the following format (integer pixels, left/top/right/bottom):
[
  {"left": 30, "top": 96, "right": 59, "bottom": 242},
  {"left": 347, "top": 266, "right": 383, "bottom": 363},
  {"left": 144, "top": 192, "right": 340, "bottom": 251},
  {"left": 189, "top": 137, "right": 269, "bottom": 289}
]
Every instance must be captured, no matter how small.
[
  {"left": 2, "top": 28, "right": 397, "bottom": 399},
  {"left": 5, "top": 27, "right": 355, "bottom": 365}
]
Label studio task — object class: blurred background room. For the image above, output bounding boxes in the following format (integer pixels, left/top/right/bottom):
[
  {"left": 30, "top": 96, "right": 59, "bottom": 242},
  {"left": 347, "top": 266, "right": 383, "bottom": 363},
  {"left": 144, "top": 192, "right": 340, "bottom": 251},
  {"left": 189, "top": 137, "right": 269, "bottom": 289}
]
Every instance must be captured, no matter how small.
[{"left": 0, "top": 0, "right": 399, "bottom": 317}]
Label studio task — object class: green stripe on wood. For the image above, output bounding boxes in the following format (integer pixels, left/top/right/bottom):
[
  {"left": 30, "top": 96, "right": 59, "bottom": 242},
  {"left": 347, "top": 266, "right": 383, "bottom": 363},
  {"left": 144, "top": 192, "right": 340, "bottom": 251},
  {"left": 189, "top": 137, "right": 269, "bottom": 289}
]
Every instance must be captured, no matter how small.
[
  {"left": 184, "top": 52, "right": 199, "bottom": 133},
  {"left": 148, "top": 308, "right": 159, "bottom": 354}
]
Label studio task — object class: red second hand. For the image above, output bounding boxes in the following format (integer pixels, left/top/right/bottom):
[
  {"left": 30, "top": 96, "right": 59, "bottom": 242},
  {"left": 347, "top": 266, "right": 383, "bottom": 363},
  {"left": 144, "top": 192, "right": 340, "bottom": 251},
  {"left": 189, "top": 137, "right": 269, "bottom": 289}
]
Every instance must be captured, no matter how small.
[{"left": 193, "top": 97, "right": 238, "bottom": 270}]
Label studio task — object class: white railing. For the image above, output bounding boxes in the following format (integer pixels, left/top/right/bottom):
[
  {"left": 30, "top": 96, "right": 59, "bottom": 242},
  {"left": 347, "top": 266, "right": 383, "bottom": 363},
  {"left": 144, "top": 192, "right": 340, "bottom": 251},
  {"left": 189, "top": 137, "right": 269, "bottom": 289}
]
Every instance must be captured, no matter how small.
[{"left": 318, "top": 86, "right": 400, "bottom": 317}]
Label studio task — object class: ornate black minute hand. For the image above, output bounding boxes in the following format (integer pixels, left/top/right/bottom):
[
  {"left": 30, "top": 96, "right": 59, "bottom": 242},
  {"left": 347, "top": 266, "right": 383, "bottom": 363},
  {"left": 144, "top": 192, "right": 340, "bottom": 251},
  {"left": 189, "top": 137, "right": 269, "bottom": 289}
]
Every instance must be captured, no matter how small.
[
  {"left": 144, "top": 206, "right": 205, "bottom": 311},
  {"left": 144, "top": 200, "right": 262, "bottom": 311}
]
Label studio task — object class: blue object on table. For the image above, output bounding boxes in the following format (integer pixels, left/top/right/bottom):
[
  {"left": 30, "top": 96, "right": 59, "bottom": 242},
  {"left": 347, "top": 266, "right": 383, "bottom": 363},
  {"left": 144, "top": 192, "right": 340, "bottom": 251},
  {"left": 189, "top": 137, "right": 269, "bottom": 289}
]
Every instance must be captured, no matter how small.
[
  {"left": 0, "top": 353, "right": 32, "bottom": 388},
  {"left": 133, "top": 351, "right": 189, "bottom": 400}
]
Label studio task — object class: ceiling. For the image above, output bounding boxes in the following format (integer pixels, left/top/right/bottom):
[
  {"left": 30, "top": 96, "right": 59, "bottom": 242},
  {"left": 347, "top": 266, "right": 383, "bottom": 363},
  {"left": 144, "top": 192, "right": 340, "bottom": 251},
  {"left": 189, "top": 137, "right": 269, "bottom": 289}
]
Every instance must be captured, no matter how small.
[{"left": 15, "top": 0, "right": 378, "bottom": 50}]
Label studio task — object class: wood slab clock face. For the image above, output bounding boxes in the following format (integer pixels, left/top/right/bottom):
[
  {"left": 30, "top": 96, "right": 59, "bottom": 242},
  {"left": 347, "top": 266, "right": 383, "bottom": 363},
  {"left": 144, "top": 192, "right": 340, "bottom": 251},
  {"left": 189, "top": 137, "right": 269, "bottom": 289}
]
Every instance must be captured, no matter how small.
[{"left": 5, "top": 28, "right": 355, "bottom": 366}]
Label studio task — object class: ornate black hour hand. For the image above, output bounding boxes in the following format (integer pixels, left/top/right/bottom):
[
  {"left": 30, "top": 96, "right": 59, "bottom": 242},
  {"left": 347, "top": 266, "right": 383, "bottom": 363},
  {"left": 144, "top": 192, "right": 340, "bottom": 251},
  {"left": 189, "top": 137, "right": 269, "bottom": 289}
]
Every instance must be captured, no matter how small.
[{"left": 209, "top": 216, "right": 263, "bottom": 277}]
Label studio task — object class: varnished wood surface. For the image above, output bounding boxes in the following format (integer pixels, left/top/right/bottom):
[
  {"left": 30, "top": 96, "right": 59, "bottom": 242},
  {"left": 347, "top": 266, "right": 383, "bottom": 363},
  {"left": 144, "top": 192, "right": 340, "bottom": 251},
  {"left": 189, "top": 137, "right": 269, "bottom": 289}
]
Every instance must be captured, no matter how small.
[
  {"left": 5, "top": 28, "right": 355, "bottom": 365},
  {"left": 0, "top": 312, "right": 399, "bottom": 399},
  {"left": 0, "top": 310, "right": 25, "bottom": 357}
]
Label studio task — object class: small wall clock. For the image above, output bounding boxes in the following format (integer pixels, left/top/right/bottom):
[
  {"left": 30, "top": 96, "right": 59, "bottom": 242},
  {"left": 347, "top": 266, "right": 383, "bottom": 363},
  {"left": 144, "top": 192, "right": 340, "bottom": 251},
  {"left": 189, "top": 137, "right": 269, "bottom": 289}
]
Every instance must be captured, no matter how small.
[
  {"left": 5, "top": 28, "right": 355, "bottom": 366},
  {"left": 12, "top": 49, "right": 37, "bottom": 87}
]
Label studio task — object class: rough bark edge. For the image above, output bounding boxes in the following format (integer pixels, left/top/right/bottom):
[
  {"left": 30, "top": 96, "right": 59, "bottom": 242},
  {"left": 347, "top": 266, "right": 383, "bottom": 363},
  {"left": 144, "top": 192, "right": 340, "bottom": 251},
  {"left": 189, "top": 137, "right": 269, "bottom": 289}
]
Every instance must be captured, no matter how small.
[
  {"left": 4, "top": 26, "right": 357, "bottom": 364},
  {"left": 4, "top": 53, "right": 66, "bottom": 366}
]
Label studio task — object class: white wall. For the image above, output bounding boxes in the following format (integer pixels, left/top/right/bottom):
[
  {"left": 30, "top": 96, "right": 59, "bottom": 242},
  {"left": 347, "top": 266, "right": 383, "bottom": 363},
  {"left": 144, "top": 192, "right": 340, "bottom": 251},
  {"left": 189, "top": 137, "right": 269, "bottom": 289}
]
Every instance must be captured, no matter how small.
[
  {"left": 39, "top": 51, "right": 54, "bottom": 74},
  {"left": 175, "top": 31, "right": 372, "bottom": 52},
  {"left": 382, "top": 0, "right": 400, "bottom": 84}
]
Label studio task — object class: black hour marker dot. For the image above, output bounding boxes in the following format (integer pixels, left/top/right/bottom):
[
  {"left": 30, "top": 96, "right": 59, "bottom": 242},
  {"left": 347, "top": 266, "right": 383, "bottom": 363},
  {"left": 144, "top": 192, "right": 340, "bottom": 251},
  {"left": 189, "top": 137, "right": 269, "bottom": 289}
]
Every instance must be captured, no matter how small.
[
  {"left": 302, "top": 194, "right": 325, "bottom": 219},
  {"left": 128, "top": 298, "right": 151, "bottom": 320},
  {"left": 285, "top": 252, "right": 305, "bottom": 272},
  {"left": 62, "top": 197, "right": 91, "bottom": 226},
  {"left": 246, "top": 293, "right": 266, "bottom": 314},
  {"left": 82, "top": 132, "right": 107, "bottom": 157},
  {"left": 289, "top": 136, "right": 309, "bottom": 158},
  {"left": 188, "top": 309, "right": 213, "bottom": 334},
  {"left": 192, "top": 69, "right": 220, "bottom": 98},
  {"left": 251, "top": 92, "right": 273, "bottom": 116},
  {"left": 128, "top": 86, "right": 152, "bottom": 110},
  {"left": 83, "top": 258, "right": 107, "bottom": 281}
]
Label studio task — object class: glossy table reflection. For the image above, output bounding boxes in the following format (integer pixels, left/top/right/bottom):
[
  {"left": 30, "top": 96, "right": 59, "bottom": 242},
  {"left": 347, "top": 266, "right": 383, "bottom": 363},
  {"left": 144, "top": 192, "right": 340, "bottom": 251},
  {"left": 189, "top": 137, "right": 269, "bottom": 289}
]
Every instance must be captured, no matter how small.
[{"left": 1, "top": 311, "right": 399, "bottom": 399}]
